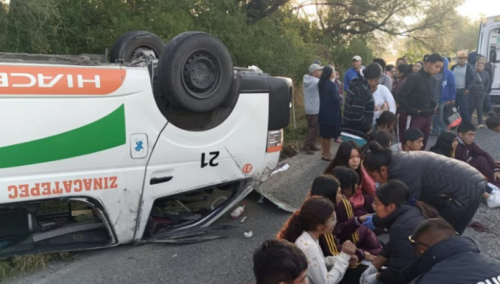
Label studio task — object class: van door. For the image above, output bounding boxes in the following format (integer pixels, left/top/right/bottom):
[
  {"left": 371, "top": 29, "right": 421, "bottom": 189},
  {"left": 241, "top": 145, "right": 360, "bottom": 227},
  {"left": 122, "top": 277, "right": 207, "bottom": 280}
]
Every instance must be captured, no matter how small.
[{"left": 479, "top": 16, "right": 500, "bottom": 102}]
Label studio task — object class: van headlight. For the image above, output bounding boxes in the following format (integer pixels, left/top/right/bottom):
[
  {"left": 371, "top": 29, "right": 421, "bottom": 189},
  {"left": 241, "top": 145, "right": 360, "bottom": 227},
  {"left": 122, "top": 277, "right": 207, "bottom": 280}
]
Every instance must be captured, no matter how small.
[{"left": 267, "top": 130, "right": 283, "bottom": 153}]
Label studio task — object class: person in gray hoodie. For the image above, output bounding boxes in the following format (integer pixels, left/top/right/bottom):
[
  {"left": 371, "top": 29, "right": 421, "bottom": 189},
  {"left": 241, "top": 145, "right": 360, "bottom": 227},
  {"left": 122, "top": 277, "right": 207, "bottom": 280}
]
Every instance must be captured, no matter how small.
[{"left": 302, "top": 64, "right": 323, "bottom": 154}]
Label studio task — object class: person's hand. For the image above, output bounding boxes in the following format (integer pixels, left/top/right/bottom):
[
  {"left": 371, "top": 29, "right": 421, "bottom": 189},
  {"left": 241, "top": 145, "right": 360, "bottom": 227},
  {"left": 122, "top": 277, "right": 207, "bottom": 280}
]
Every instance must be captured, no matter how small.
[
  {"left": 364, "top": 251, "right": 377, "bottom": 262},
  {"left": 374, "top": 106, "right": 379, "bottom": 111},
  {"left": 360, "top": 265, "right": 378, "bottom": 283},
  {"left": 349, "top": 255, "right": 358, "bottom": 267},
  {"left": 464, "top": 89, "right": 470, "bottom": 95},
  {"left": 381, "top": 102, "right": 389, "bottom": 111},
  {"left": 359, "top": 214, "right": 372, "bottom": 223},
  {"left": 494, "top": 171, "right": 500, "bottom": 181},
  {"left": 362, "top": 215, "right": 375, "bottom": 230},
  {"left": 363, "top": 273, "right": 379, "bottom": 284},
  {"left": 341, "top": 240, "right": 356, "bottom": 256}
]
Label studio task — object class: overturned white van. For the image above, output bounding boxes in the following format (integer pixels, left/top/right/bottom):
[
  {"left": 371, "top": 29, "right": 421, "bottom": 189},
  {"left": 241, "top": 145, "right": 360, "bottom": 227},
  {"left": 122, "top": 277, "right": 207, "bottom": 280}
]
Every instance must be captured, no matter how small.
[
  {"left": 0, "top": 31, "right": 292, "bottom": 258},
  {"left": 478, "top": 15, "right": 500, "bottom": 103}
]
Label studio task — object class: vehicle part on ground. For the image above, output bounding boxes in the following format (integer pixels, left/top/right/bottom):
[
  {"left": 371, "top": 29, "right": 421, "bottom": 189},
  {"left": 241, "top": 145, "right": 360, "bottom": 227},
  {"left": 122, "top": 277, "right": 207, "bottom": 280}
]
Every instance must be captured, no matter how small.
[
  {"left": 110, "top": 31, "right": 165, "bottom": 63},
  {"left": 157, "top": 32, "right": 234, "bottom": 112}
]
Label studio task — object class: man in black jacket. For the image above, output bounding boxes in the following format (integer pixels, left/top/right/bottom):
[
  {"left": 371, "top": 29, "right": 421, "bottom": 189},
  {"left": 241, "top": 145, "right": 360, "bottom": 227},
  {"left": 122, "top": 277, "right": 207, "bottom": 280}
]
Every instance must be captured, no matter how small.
[
  {"left": 402, "top": 218, "right": 500, "bottom": 284},
  {"left": 451, "top": 50, "right": 476, "bottom": 122},
  {"left": 397, "top": 54, "right": 443, "bottom": 149}
]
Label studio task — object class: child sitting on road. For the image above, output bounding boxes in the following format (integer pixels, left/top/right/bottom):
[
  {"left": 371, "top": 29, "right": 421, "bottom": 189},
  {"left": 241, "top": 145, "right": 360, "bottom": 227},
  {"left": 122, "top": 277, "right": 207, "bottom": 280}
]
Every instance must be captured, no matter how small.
[
  {"left": 402, "top": 128, "right": 424, "bottom": 151},
  {"left": 309, "top": 174, "right": 382, "bottom": 265},
  {"left": 456, "top": 121, "right": 500, "bottom": 208},
  {"left": 370, "top": 130, "right": 400, "bottom": 152},
  {"left": 325, "top": 141, "right": 376, "bottom": 216},
  {"left": 252, "top": 239, "right": 308, "bottom": 284},
  {"left": 429, "top": 131, "right": 458, "bottom": 158},
  {"left": 277, "top": 196, "right": 356, "bottom": 284}
]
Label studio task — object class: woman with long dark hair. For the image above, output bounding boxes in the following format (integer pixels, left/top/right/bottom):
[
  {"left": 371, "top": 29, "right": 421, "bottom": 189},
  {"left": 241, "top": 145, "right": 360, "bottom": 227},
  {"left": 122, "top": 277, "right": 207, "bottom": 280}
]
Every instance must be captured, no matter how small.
[
  {"left": 277, "top": 196, "right": 356, "bottom": 284},
  {"left": 361, "top": 141, "right": 486, "bottom": 235},
  {"left": 360, "top": 180, "right": 440, "bottom": 284},
  {"left": 429, "top": 131, "right": 458, "bottom": 158},
  {"left": 310, "top": 174, "right": 382, "bottom": 262},
  {"left": 392, "top": 64, "right": 411, "bottom": 99},
  {"left": 324, "top": 141, "right": 375, "bottom": 216},
  {"left": 318, "top": 66, "right": 343, "bottom": 160}
]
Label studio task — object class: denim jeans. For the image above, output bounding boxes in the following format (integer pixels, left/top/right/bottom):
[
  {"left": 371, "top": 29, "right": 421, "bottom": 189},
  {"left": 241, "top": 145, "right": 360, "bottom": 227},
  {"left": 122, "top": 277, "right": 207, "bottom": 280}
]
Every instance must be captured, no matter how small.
[
  {"left": 469, "top": 94, "right": 485, "bottom": 125},
  {"left": 432, "top": 102, "right": 448, "bottom": 134},
  {"left": 483, "top": 92, "right": 494, "bottom": 113}
]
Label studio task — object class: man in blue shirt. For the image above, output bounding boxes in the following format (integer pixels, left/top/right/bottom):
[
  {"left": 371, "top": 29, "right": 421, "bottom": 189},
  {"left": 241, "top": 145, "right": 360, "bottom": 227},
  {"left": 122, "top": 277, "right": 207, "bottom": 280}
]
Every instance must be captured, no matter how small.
[{"left": 343, "top": 55, "right": 364, "bottom": 91}]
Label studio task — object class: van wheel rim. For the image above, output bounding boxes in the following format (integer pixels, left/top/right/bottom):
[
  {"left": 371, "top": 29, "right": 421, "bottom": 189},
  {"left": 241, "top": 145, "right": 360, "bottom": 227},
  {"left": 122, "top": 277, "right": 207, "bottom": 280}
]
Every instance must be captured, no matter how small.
[
  {"left": 182, "top": 51, "right": 220, "bottom": 99},
  {"left": 131, "top": 47, "right": 154, "bottom": 60}
]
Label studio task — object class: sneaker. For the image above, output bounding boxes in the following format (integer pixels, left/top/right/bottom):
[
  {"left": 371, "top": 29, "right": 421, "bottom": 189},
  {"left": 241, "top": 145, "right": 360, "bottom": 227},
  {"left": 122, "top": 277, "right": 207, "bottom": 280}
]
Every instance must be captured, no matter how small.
[
  {"left": 487, "top": 194, "right": 500, "bottom": 208},
  {"left": 488, "top": 183, "right": 500, "bottom": 195}
]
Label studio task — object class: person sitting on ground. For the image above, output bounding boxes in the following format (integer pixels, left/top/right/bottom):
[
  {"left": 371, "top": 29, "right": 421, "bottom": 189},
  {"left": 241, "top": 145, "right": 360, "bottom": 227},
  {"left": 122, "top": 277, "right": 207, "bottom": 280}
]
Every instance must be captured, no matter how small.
[
  {"left": 340, "top": 63, "right": 381, "bottom": 146},
  {"left": 311, "top": 173, "right": 382, "bottom": 260},
  {"left": 373, "top": 110, "right": 396, "bottom": 133},
  {"left": 402, "top": 218, "right": 500, "bottom": 284},
  {"left": 253, "top": 239, "right": 308, "bottom": 284},
  {"left": 429, "top": 131, "right": 458, "bottom": 158},
  {"left": 370, "top": 130, "right": 400, "bottom": 152},
  {"left": 359, "top": 180, "right": 439, "bottom": 284},
  {"left": 402, "top": 128, "right": 424, "bottom": 152},
  {"left": 362, "top": 141, "right": 486, "bottom": 235},
  {"left": 331, "top": 166, "right": 374, "bottom": 216},
  {"left": 309, "top": 175, "right": 381, "bottom": 283},
  {"left": 486, "top": 112, "right": 500, "bottom": 132},
  {"left": 324, "top": 141, "right": 376, "bottom": 216},
  {"left": 455, "top": 121, "right": 500, "bottom": 207},
  {"left": 277, "top": 196, "right": 356, "bottom": 284}
]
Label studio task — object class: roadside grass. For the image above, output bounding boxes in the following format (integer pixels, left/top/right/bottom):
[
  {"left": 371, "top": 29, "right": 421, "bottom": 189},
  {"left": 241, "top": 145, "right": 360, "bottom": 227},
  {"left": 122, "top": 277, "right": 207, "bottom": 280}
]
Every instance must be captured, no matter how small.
[
  {"left": 281, "top": 86, "right": 308, "bottom": 159},
  {"left": 0, "top": 252, "right": 71, "bottom": 281}
]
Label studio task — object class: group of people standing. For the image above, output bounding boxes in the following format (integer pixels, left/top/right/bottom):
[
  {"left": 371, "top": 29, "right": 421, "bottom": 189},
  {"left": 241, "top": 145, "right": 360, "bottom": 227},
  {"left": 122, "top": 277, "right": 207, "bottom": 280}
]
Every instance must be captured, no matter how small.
[{"left": 250, "top": 53, "right": 500, "bottom": 284}]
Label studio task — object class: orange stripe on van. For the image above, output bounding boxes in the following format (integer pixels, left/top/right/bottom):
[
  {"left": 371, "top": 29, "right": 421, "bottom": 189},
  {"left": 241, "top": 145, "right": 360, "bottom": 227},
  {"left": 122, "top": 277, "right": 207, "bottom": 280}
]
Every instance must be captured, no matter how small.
[{"left": 0, "top": 65, "right": 126, "bottom": 95}]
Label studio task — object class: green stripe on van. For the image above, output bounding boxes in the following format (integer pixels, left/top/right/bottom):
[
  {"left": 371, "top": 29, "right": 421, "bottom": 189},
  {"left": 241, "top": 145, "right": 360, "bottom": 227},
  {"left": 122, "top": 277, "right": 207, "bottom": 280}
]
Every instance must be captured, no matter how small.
[{"left": 0, "top": 105, "right": 126, "bottom": 169}]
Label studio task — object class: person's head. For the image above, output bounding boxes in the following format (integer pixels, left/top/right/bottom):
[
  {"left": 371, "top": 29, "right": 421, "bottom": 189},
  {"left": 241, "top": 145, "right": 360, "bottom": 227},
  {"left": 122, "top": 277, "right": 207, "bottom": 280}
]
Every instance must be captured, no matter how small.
[
  {"left": 486, "top": 113, "right": 500, "bottom": 132},
  {"left": 424, "top": 54, "right": 444, "bottom": 76},
  {"left": 364, "top": 63, "right": 382, "bottom": 89},
  {"left": 457, "top": 121, "right": 476, "bottom": 145},
  {"left": 310, "top": 175, "right": 343, "bottom": 207},
  {"left": 375, "top": 111, "right": 397, "bottom": 131},
  {"left": 476, "top": 62, "right": 485, "bottom": 72},
  {"left": 335, "top": 69, "right": 342, "bottom": 81},
  {"left": 313, "top": 60, "right": 322, "bottom": 65},
  {"left": 396, "top": 64, "right": 411, "bottom": 79},
  {"left": 277, "top": 196, "right": 336, "bottom": 243},
  {"left": 457, "top": 50, "right": 468, "bottom": 66},
  {"left": 330, "top": 166, "right": 360, "bottom": 198},
  {"left": 370, "top": 130, "right": 393, "bottom": 149},
  {"left": 385, "top": 64, "right": 396, "bottom": 78},
  {"left": 402, "top": 56, "right": 408, "bottom": 64},
  {"left": 403, "top": 128, "right": 424, "bottom": 151},
  {"left": 374, "top": 180, "right": 439, "bottom": 220},
  {"left": 253, "top": 239, "right": 309, "bottom": 284},
  {"left": 396, "top": 58, "right": 405, "bottom": 66},
  {"left": 363, "top": 141, "right": 392, "bottom": 184},
  {"left": 423, "top": 54, "right": 430, "bottom": 62},
  {"left": 477, "top": 55, "right": 487, "bottom": 64},
  {"left": 325, "top": 141, "right": 362, "bottom": 175},
  {"left": 352, "top": 55, "right": 362, "bottom": 69},
  {"left": 373, "top": 58, "right": 387, "bottom": 71},
  {"left": 320, "top": 66, "right": 335, "bottom": 83},
  {"left": 410, "top": 218, "right": 457, "bottom": 257},
  {"left": 412, "top": 61, "right": 423, "bottom": 73},
  {"left": 309, "top": 64, "right": 323, "bottom": 78},
  {"left": 431, "top": 131, "right": 458, "bottom": 157}
]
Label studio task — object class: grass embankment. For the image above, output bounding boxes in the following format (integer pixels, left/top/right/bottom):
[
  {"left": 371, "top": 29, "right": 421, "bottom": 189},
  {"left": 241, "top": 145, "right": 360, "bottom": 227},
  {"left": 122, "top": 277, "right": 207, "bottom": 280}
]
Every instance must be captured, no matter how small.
[{"left": 281, "top": 86, "right": 308, "bottom": 159}]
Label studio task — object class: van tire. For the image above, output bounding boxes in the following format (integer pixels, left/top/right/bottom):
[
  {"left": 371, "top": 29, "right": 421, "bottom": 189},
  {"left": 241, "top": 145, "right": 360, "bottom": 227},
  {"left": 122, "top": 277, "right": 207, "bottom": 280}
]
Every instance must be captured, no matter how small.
[
  {"left": 157, "top": 32, "right": 233, "bottom": 113},
  {"left": 111, "top": 31, "right": 165, "bottom": 62}
]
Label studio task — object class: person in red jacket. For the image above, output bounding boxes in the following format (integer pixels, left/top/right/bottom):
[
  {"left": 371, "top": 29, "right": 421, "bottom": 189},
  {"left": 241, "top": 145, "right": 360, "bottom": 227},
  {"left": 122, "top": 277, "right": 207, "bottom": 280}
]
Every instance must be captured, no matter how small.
[
  {"left": 324, "top": 141, "right": 376, "bottom": 216},
  {"left": 456, "top": 121, "right": 500, "bottom": 208}
]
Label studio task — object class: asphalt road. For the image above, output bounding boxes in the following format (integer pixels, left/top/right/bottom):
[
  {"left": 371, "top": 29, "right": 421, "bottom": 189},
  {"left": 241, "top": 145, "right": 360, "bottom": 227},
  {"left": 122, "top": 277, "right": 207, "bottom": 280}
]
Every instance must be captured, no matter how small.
[{"left": 6, "top": 128, "right": 500, "bottom": 284}]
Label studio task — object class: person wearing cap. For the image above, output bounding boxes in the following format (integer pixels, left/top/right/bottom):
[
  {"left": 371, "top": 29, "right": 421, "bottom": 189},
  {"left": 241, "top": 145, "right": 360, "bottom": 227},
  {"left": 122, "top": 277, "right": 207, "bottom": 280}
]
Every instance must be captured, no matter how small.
[
  {"left": 397, "top": 54, "right": 443, "bottom": 149},
  {"left": 451, "top": 50, "right": 475, "bottom": 123},
  {"left": 343, "top": 55, "right": 364, "bottom": 92},
  {"left": 301, "top": 63, "right": 323, "bottom": 155}
]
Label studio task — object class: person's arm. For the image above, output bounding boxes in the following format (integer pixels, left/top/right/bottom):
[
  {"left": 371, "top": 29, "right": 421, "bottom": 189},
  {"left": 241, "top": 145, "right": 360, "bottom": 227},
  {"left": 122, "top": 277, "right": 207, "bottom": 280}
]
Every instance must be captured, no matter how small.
[
  {"left": 330, "top": 82, "right": 340, "bottom": 103},
  {"left": 449, "top": 72, "right": 457, "bottom": 102},
  {"left": 343, "top": 71, "right": 350, "bottom": 92},
  {"left": 396, "top": 75, "right": 419, "bottom": 116},
  {"left": 312, "top": 244, "right": 350, "bottom": 284},
  {"left": 333, "top": 202, "right": 361, "bottom": 238},
  {"left": 364, "top": 91, "right": 375, "bottom": 129},
  {"left": 485, "top": 73, "right": 491, "bottom": 94},
  {"left": 384, "top": 86, "right": 396, "bottom": 113}
]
